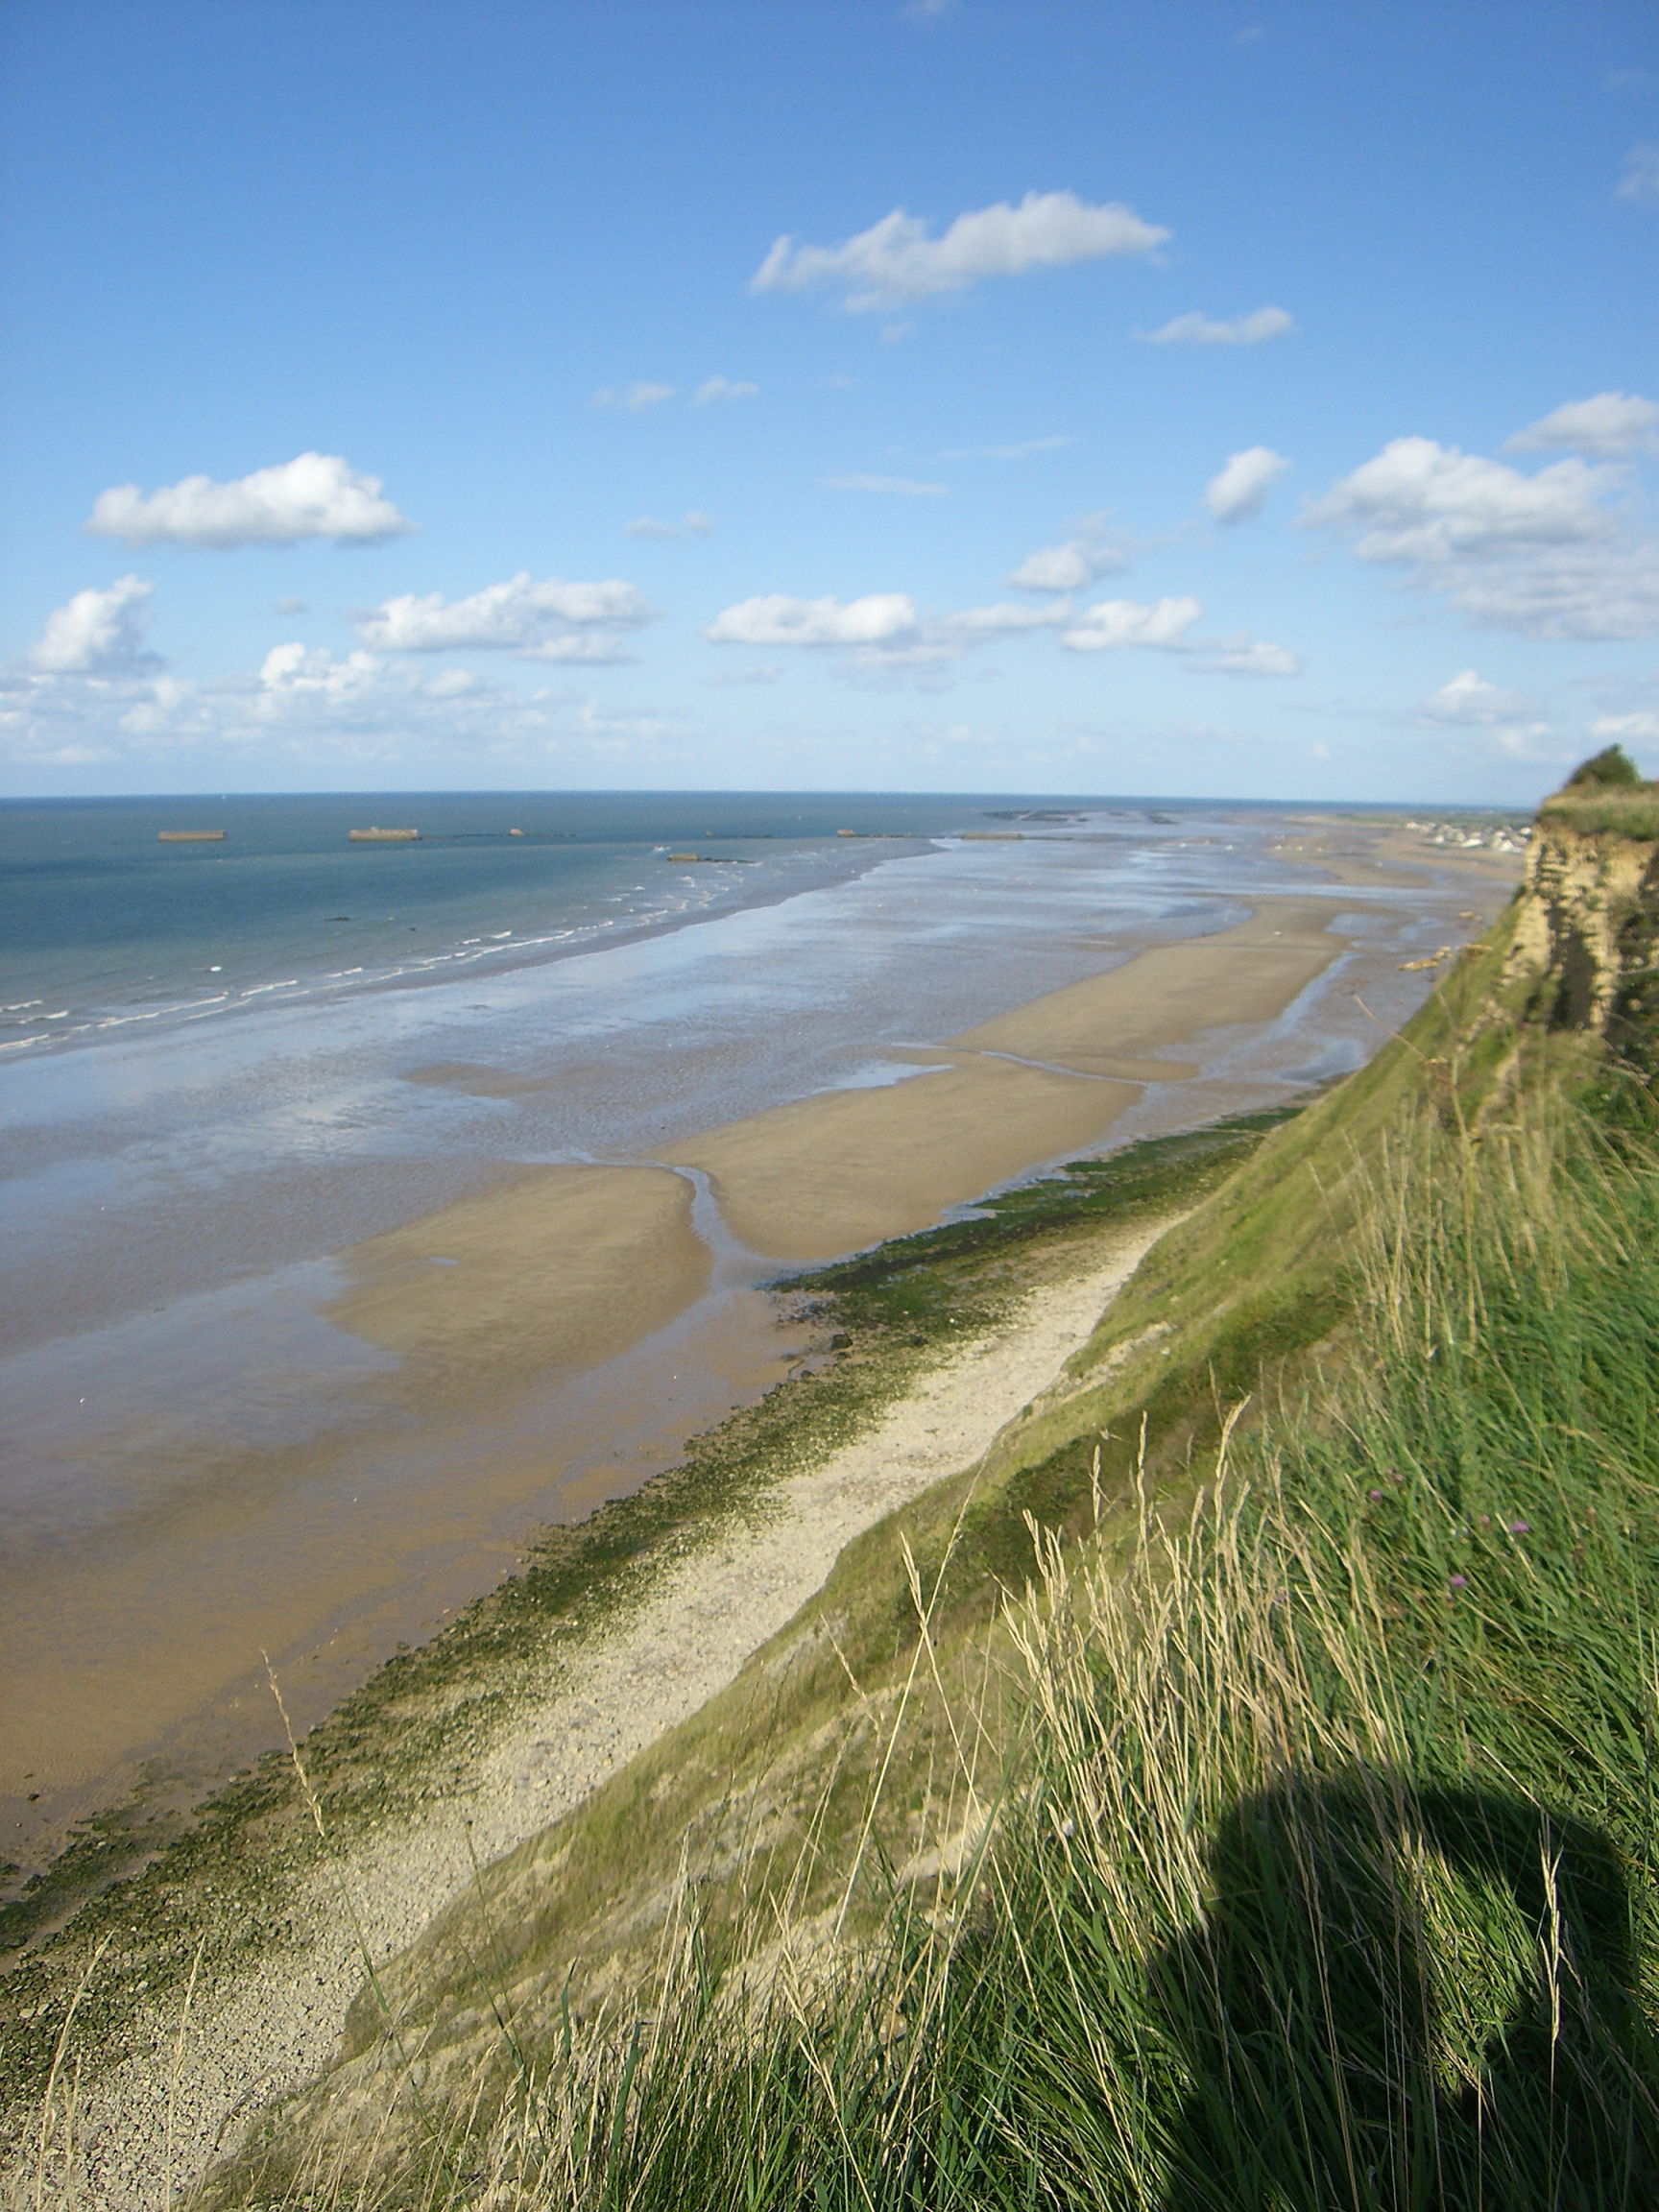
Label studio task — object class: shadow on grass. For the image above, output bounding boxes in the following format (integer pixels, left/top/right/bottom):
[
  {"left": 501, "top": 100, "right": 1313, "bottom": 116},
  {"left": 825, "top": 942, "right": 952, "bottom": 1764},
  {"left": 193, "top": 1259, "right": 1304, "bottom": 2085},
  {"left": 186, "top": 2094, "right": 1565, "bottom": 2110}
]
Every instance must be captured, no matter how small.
[{"left": 1154, "top": 1768, "right": 1659, "bottom": 2212}]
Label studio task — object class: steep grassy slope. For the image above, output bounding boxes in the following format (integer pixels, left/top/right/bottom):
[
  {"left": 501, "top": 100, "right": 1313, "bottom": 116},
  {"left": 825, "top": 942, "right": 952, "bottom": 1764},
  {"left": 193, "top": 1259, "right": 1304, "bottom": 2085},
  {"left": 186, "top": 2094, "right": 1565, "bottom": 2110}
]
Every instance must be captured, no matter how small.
[{"left": 504, "top": 1094, "right": 1659, "bottom": 2212}]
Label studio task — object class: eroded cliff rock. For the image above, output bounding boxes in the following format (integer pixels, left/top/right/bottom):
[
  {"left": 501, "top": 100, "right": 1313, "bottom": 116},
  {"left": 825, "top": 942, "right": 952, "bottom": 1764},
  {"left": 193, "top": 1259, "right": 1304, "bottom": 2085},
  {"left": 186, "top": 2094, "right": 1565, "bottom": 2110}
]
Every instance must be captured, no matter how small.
[{"left": 1504, "top": 763, "right": 1659, "bottom": 1066}]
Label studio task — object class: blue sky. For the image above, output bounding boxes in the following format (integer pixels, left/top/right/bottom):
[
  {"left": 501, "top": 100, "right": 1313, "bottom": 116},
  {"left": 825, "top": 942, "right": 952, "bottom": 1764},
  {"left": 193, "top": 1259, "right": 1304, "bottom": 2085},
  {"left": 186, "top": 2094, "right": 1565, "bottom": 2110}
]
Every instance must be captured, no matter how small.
[{"left": 2, "top": 0, "right": 1656, "bottom": 801}]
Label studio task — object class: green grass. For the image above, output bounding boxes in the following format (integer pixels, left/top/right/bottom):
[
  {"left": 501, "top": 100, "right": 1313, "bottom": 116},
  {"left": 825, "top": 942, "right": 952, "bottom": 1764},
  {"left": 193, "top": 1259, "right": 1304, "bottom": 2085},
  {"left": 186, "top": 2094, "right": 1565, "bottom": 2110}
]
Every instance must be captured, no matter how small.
[
  {"left": 1537, "top": 788, "right": 1659, "bottom": 840},
  {"left": 247, "top": 1087, "right": 1659, "bottom": 2212}
]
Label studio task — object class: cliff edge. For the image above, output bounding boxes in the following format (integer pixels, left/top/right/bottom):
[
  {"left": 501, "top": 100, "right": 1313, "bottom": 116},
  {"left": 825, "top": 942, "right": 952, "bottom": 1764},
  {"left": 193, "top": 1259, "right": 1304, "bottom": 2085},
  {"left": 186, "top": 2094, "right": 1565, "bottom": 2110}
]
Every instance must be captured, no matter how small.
[{"left": 1507, "top": 744, "right": 1659, "bottom": 1058}]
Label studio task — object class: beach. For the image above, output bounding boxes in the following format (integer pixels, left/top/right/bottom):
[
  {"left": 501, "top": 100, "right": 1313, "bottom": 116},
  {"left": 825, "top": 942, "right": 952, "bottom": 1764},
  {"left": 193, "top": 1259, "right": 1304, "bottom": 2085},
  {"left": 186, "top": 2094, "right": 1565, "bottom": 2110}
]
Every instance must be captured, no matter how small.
[
  {"left": 0, "top": 805, "right": 1522, "bottom": 1880},
  {"left": 0, "top": 802, "right": 1529, "bottom": 2211}
]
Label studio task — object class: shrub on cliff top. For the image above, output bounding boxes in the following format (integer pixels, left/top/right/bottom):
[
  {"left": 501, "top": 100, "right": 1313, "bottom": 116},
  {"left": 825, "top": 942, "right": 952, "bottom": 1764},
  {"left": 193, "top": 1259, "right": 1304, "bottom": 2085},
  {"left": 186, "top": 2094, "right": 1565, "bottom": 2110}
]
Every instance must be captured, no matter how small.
[{"left": 1564, "top": 744, "right": 1643, "bottom": 791}]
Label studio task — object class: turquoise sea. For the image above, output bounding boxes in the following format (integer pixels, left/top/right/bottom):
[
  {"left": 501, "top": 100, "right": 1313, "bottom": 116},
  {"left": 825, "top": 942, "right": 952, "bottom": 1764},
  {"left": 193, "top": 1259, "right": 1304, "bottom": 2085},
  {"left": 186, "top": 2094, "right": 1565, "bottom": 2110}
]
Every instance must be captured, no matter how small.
[{"left": 0, "top": 791, "right": 1020, "bottom": 1058}]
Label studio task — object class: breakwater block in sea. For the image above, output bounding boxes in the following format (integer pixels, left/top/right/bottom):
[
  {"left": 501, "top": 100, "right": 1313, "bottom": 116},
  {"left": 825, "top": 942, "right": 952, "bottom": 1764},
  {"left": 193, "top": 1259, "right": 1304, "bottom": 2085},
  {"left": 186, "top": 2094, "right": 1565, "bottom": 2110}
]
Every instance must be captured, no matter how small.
[
  {"left": 349, "top": 826, "right": 421, "bottom": 841},
  {"left": 156, "top": 829, "right": 226, "bottom": 841}
]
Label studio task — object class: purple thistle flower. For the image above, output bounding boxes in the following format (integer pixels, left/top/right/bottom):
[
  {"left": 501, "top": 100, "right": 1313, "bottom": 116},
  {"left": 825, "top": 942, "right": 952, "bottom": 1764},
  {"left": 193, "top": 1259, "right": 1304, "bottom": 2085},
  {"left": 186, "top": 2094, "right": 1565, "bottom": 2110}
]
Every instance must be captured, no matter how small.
[
  {"left": 1449, "top": 1574, "right": 1468, "bottom": 1589},
  {"left": 1368, "top": 1487, "right": 1384, "bottom": 1501},
  {"left": 1507, "top": 1520, "right": 1530, "bottom": 1536}
]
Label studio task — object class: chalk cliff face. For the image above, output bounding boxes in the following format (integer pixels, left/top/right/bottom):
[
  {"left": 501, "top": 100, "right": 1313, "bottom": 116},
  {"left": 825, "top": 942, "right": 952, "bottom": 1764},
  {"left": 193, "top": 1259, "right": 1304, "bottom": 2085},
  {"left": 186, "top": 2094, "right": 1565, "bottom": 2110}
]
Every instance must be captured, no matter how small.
[{"left": 1505, "top": 816, "right": 1659, "bottom": 1062}]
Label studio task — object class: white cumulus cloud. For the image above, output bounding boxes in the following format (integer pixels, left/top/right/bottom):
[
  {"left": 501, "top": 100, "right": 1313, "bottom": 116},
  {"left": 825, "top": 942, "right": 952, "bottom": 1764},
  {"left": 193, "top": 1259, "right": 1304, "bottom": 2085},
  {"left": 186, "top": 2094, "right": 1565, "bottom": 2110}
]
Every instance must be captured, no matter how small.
[
  {"left": 1617, "top": 143, "right": 1659, "bottom": 204},
  {"left": 1007, "top": 516, "right": 1128, "bottom": 590},
  {"left": 32, "top": 576, "right": 157, "bottom": 672},
  {"left": 692, "top": 376, "right": 758, "bottom": 404},
  {"left": 1506, "top": 392, "right": 1659, "bottom": 458},
  {"left": 356, "top": 573, "right": 656, "bottom": 661},
  {"left": 1308, "top": 438, "right": 1615, "bottom": 559},
  {"left": 1141, "top": 306, "right": 1292, "bottom": 347},
  {"left": 1205, "top": 445, "right": 1290, "bottom": 523},
  {"left": 85, "top": 454, "right": 413, "bottom": 548},
  {"left": 1061, "top": 596, "right": 1202, "bottom": 651},
  {"left": 593, "top": 382, "right": 677, "bottom": 410},
  {"left": 751, "top": 190, "right": 1168, "bottom": 312},
  {"left": 704, "top": 589, "right": 1067, "bottom": 674},
  {"left": 0, "top": 645, "right": 700, "bottom": 773},
  {"left": 1307, "top": 433, "right": 1659, "bottom": 638},
  {"left": 706, "top": 593, "right": 920, "bottom": 648}
]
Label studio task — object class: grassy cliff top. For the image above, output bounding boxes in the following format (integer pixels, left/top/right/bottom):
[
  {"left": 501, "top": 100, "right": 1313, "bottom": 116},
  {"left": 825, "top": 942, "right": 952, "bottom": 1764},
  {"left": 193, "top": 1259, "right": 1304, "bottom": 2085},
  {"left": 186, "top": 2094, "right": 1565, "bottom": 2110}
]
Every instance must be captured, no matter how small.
[
  {"left": 1536, "top": 786, "right": 1659, "bottom": 839},
  {"left": 1537, "top": 744, "right": 1659, "bottom": 839}
]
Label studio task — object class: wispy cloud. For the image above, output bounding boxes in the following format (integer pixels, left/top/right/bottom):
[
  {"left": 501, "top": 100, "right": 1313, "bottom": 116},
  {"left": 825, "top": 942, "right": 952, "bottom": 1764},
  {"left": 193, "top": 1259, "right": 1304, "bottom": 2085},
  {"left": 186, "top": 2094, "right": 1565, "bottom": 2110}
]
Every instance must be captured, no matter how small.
[
  {"left": 1418, "top": 669, "right": 1553, "bottom": 757},
  {"left": 1007, "top": 515, "right": 1128, "bottom": 590},
  {"left": 625, "top": 512, "right": 716, "bottom": 541},
  {"left": 1506, "top": 391, "right": 1659, "bottom": 458},
  {"left": 592, "top": 381, "right": 677, "bottom": 410},
  {"left": 1592, "top": 710, "right": 1659, "bottom": 745},
  {"left": 692, "top": 376, "right": 758, "bottom": 405},
  {"left": 752, "top": 189, "right": 1168, "bottom": 312},
  {"left": 824, "top": 474, "right": 948, "bottom": 495},
  {"left": 704, "top": 662, "right": 781, "bottom": 686},
  {"left": 85, "top": 453, "right": 414, "bottom": 548},
  {"left": 1616, "top": 143, "right": 1659, "bottom": 204},
  {"left": 1306, "top": 433, "right": 1659, "bottom": 638},
  {"left": 939, "top": 436, "right": 1074, "bottom": 461},
  {"left": 1186, "top": 633, "right": 1302, "bottom": 676},
  {"left": 1140, "top": 306, "right": 1293, "bottom": 347}
]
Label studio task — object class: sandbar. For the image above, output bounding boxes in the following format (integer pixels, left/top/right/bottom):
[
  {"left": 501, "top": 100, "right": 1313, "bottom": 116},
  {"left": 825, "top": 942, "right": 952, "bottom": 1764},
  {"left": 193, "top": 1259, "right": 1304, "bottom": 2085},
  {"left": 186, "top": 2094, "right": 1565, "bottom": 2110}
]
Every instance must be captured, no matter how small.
[
  {"left": 949, "top": 897, "right": 1341, "bottom": 1076},
  {"left": 325, "top": 1163, "right": 709, "bottom": 1399},
  {"left": 655, "top": 901, "right": 1346, "bottom": 1262},
  {"left": 656, "top": 1058, "right": 1142, "bottom": 1262}
]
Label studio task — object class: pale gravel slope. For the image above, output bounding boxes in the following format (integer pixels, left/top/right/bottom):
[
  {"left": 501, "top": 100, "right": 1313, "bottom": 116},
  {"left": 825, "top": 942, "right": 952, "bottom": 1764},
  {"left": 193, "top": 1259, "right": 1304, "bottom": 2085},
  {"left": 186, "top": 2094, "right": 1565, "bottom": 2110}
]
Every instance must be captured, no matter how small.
[{"left": 14, "top": 1225, "right": 1163, "bottom": 2212}]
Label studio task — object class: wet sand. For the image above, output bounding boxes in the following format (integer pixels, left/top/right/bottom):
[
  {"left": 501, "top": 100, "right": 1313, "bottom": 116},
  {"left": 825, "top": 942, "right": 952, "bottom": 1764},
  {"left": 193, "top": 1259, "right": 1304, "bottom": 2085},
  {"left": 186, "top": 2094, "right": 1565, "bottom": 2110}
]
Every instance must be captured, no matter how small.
[
  {"left": 655, "top": 899, "right": 1343, "bottom": 1261},
  {"left": 0, "top": 819, "right": 1523, "bottom": 1875},
  {"left": 325, "top": 1163, "right": 710, "bottom": 1399},
  {"left": 657, "top": 1059, "right": 1142, "bottom": 1262},
  {"left": 950, "top": 897, "right": 1343, "bottom": 1073},
  {"left": 0, "top": 1281, "right": 815, "bottom": 1855},
  {"left": 7, "top": 1221, "right": 1169, "bottom": 2212}
]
